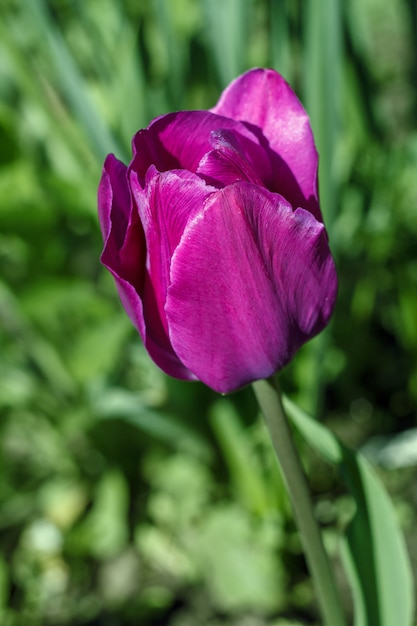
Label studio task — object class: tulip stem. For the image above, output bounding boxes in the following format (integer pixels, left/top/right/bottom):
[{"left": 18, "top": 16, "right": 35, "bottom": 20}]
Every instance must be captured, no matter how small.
[{"left": 252, "top": 377, "right": 347, "bottom": 626}]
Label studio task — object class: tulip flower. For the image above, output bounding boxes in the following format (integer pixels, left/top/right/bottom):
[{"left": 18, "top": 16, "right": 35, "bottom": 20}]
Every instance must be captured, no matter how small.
[{"left": 98, "top": 68, "right": 337, "bottom": 393}]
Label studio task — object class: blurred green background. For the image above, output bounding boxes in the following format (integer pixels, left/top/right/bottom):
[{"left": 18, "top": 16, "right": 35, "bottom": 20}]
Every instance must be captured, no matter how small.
[{"left": 0, "top": 0, "right": 416, "bottom": 624}]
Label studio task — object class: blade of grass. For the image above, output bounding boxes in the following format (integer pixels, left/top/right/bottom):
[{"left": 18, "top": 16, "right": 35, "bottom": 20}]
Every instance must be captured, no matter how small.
[
  {"left": 0, "top": 31, "right": 101, "bottom": 192},
  {"left": 25, "top": 0, "right": 124, "bottom": 162},
  {"left": 201, "top": 0, "right": 250, "bottom": 87},
  {"left": 303, "top": 0, "right": 343, "bottom": 230},
  {"left": 152, "top": 0, "right": 187, "bottom": 110},
  {"left": 302, "top": 0, "right": 343, "bottom": 416},
  {"left": 270, "top": 0, "right": 292, "bottom": 82}
]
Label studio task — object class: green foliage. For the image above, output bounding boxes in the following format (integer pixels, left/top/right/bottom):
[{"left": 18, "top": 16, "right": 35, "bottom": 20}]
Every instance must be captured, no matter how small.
[
  {"left": 1, "top": 0, "right": 416, "bottom": 624},
  {"left": 140, "top": 451, "right": 286, "bottom": 614},
  {"left": 284, "top": 396, "right": 414, "bottom": 626}
]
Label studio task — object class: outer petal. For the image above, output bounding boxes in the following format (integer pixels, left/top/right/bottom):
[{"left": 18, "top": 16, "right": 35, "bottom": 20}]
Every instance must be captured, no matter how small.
[
  {"left": 98, "top": 157, "right": 194, "bottom": 380},
  {"left": 99, "top": 154, "right": 146, "bottom": 329},
  {"left": 129, "top": 168, "right": 217, "bottom": 380},
  {"left": 98, "top": 154, "right": 130, "bottom": 245},
  {"left": 129, "top": 110, "right": 264, "bottom": 187},
  {"left": 165, "top": 182, "right": 337, "bottom": 393},
  {"left": 211, "top": 68, "right": 320, "bottom": 219}
]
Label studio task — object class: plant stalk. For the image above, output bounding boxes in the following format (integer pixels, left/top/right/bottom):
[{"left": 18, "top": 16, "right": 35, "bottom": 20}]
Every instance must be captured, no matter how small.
[{"left": 252, "top": 377, "right": 347, "bottom": 626}]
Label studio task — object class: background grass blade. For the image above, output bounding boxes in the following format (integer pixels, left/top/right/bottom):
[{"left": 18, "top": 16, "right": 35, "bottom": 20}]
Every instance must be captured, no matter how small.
[
  {"left": 25, "top": 0, "right": 123, "bottom": 161},
  {"left": 201, "top": 0, "right": 250, "bottom": 87}
]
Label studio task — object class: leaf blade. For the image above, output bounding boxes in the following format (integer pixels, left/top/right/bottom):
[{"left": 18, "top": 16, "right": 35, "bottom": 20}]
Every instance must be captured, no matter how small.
[{"left": 283, "top": 395, "right": 414, "bottom": 626}]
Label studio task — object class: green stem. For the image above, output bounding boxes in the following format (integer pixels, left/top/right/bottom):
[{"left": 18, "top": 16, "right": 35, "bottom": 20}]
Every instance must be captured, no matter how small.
[{"left": 252, "top": 377, "right": 347, "bottom": 626}]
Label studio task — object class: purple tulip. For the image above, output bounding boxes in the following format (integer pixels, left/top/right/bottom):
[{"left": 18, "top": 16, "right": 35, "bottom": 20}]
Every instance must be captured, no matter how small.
[{"left": 98, "top": 68, "right": 337, "bottom": 394}]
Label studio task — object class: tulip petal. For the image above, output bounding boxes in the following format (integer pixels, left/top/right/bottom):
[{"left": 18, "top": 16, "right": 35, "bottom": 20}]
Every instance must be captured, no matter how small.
[
  {"left": 211, "top": 68, "right": 320, "bottom": 219},
  {"left": 130, "top": 111, "right": 263, "bottom": 186},
  {"left": 99, "top": 154, "right": 145, "bottom": 297},
  {"left": 166, "top": 182, "right": 337, "bottom": 393},
  {"left": 129, "top": 168, "right": 217, "bottom": 380},
  {"left": 98, "top": 154, "right": 147, "bottom": 334},
  {"left": 196, "top": 128, "right": 268, "bottom": 187},
  {"left": 98, "top": 154, "right": 130, "bottom": 245},
  {"left": 99, "top": 158, "right": 196, "bottom": 380}
]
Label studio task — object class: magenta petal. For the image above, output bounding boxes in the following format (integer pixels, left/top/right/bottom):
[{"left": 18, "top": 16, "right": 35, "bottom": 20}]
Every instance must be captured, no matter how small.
[
  {"left": 98, "top": 154, "right": 130, "bottom": 245},
  {"left": 165, "top": 183, "right": 337, "bottom": 393},
  {"left": 98, "top": 154, "right": 147, "bottom": 334},
  {"left": 211, "top": 68, "right": 320, "bottom": 218},
  {"left": 99, "top": 158, "right": 195, "bottom": 380},
  {"left": 99, "top": 154, "right": 144, "bottom": 291},
  {"left": 129, "top": 169, "right": 217, "bottom": 380},
  {"left": 196, "top": 129, "right": 267, "bottom": 187},
  {"left": 130, "top": 111, "right": 262, "bottom": 185},
  {"left": 130, "top": 168, "right": 216, "bottom": 320}
]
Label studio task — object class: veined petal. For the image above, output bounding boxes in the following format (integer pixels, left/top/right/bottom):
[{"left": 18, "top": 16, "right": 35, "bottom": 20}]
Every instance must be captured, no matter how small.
[
  {"left": 99, "top": 157, "right": 195, "bottom": 380},
  {"left": 129, "top": 169, "right": 216, "bottom": 379},
  {"left": 211, "top": 68, "right": 320, "bottom": 219},
  {"left": 98, "top": 154, "right": 147, "bottom": 339},
  {"left": 99, "top": 154, "right": 145, "bottom": 293},
  {"left": 165, "top": 182, "right": 337, "bottom": 393},
  {"left": 130, "top": 168, "right": 216, "bottom": 309},
  {"left": 130, "top": 110, "right": 263, "bottom": 186},
  {"left": 98, "top": 154, "right": 130, "bottom": 246}
]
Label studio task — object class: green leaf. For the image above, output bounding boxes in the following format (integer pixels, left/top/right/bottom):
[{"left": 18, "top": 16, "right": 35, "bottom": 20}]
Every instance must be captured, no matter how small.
[
  {"left": 92, "top": 386, "right": 210, "bottom": 458},
  {"left": 77, "top": 470, "right": 129, "bottom": 560},
  {"left": 283, "top": 395, "right": 414, "bottom": 626},
  {"left": 210, "top": 400, "right": 272, "bottom": 516}
]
